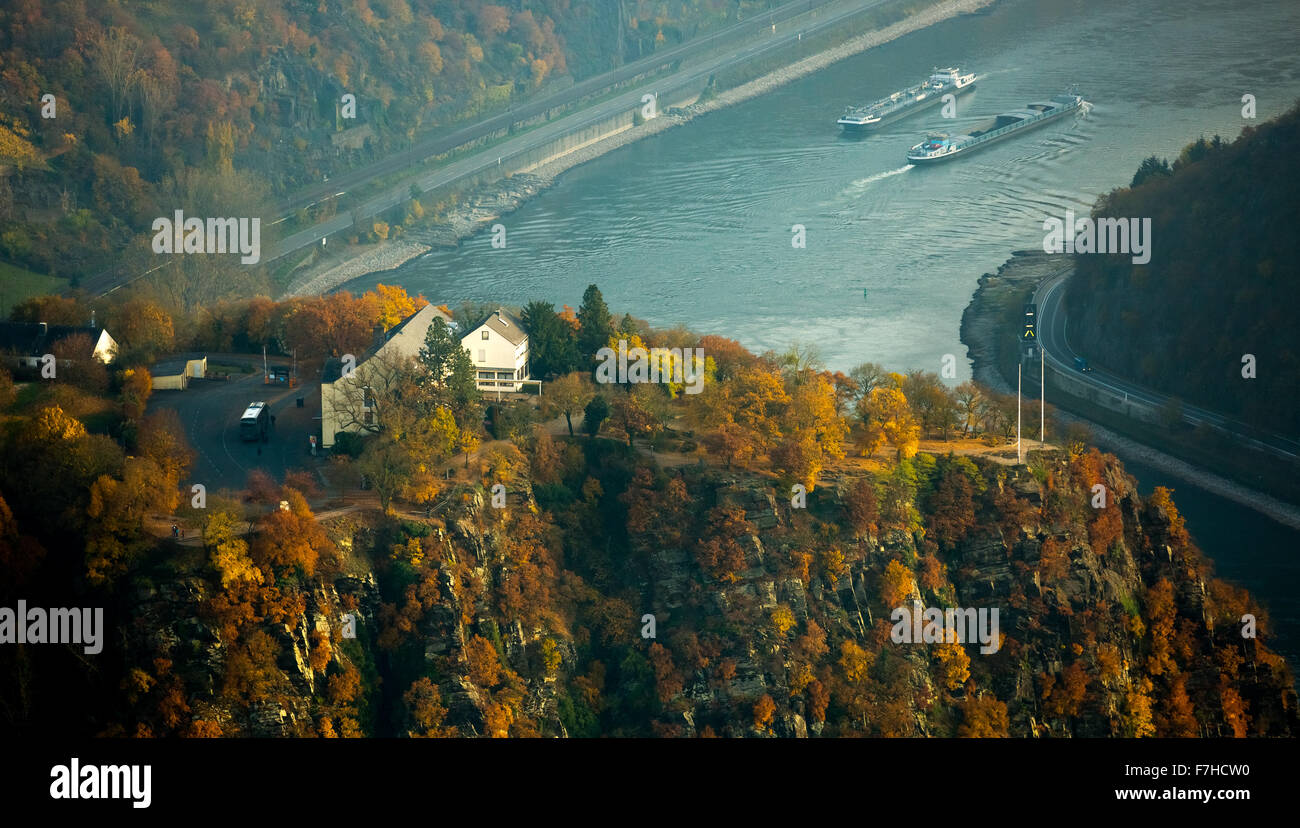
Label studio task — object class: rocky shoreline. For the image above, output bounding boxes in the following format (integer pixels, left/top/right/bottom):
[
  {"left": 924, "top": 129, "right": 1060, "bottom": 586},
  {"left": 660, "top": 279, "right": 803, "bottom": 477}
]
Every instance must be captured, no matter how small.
[
  {"left": 283, "top": 239, "right": 431, "bottom": 298},
  {"left": 292, "top": 0, "right": 997, "bottom": 297}
]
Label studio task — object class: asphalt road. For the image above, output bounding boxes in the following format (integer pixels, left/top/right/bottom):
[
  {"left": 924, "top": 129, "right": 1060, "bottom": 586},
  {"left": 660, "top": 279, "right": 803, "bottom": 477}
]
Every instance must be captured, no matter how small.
[
  {"left": 1035, "top": 268, "right": 1300, "bottom": 461},
  {"left": 148, "top": 365, "right": 325, "bottom": 493}
]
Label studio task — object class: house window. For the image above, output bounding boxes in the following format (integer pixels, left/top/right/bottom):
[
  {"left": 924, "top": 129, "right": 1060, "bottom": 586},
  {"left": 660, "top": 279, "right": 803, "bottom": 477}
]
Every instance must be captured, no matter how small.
[
  {"left": 478, "top": 349, "right": 486, "bottom": 362},
  {"left": 364, "top": 410, "right": 374, "bottom": 425},
  {"left": 481, "top": 330, "right": 489, "bottom": 340}
]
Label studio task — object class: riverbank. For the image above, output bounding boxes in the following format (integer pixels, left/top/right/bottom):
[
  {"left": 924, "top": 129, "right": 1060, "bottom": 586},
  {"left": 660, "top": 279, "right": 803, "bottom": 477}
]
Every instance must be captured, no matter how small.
[
  {"left": 960, "top": 250, "right": 1300, "bottom": 531},
  {"left": 283, "top": 239, "right": 430, "bottom": 298},
  {"left": 286, "top": 0, "right": 996, "bottom": 298}
]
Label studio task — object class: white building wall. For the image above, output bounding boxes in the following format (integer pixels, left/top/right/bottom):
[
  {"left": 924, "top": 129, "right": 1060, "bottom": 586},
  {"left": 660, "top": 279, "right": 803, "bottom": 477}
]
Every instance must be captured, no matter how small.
[{"left": 461, "top": 325, "right": 528, "bottom": 391}]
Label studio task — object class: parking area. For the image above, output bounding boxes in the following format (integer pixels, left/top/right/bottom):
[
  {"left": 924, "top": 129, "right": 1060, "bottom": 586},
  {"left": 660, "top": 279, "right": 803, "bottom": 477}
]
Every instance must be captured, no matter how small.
[{"left": 148, "top": 363, "right": 323, "bottom": 494}]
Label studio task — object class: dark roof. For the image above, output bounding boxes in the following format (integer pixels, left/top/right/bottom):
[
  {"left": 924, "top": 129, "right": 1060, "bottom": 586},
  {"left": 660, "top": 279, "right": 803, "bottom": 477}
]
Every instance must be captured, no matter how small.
[
  {"left": 321, "top": 304, "right": 453, "bottom": 383},
  {"left": 0, "top": 322, "right": 103, "bottom": 357},
  {"left": 467, "top": 308, "right": 527, "bottom": 346},
  {"left": 151, "top": 359, "right": 190, "bottom": 376}
]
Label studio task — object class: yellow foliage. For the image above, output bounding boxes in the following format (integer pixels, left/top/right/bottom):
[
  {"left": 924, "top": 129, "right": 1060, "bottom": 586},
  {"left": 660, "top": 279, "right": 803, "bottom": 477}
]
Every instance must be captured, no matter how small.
[
  {"left": 880, "top": 559, "right": 916, "bottom": 608},
  {"left": 770, "top": 605, "right": 797, "bottom": 637},
  {"left": 935, "top": 640, "right": 971, "bottom": 690},
  {"left": 0, "top": 122, "right": 41, "bottom": 169},
  {"left": 838, "top": 640, "right": 874, "bottom": 685}
]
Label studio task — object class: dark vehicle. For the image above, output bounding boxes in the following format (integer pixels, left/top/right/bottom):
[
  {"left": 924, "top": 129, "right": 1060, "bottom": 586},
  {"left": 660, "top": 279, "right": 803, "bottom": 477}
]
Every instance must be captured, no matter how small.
[
  {"left": 239, "top": 401, "right": 269, "bottom": 441},
  {"left": 1074, "top": 357, "right": 1092, "bottom": 372}
]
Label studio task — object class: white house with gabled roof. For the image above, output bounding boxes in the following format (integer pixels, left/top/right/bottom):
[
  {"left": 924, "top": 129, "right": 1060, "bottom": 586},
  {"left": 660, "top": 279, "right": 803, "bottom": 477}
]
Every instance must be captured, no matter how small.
[{"left": 459, "top": 308, "right": 530, "bottom": 392}]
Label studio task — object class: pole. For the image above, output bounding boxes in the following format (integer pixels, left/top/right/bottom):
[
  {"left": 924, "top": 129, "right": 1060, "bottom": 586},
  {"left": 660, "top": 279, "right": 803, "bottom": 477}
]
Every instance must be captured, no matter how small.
[
  {"left": 1017, "top": 363, "right": 1022, "bottom": 464},
  {"left": 1040, "top": 346, "right": 1045, "bottom": 445}
]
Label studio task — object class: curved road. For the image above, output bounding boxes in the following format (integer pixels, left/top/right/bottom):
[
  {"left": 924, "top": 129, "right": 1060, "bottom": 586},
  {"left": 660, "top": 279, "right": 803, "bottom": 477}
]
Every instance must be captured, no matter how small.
[{"left": 1035, "top": 267, "right": 1300, "bottom": 460}]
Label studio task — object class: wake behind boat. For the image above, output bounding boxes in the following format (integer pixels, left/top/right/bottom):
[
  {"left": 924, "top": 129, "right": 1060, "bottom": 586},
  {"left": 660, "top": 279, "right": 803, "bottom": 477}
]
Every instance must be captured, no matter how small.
[
  {"left": 905, "top": 92, "right": 1085, "bottom": 162},
  {"left": 837, "top": 67, "right": 977, "bottom": 132}
]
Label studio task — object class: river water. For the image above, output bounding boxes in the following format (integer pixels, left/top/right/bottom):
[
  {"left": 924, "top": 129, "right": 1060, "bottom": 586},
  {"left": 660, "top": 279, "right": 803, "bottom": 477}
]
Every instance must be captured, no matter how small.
[{"left": 346, "top": 0, "right": 1300, "bottom": 668}]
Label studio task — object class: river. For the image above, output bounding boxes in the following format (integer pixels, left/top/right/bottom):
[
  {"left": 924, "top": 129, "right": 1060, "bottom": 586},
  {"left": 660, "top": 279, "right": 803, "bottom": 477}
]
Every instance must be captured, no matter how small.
[{"left": 344, "top": 0, "right": 1300, "bottom": 669}]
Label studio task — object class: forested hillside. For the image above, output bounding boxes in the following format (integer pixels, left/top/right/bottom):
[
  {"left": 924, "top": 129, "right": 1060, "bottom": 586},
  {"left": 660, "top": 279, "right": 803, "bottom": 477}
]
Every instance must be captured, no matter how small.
[
  {"left": 1065, "top": 102, "right": 1300, "bottom": 436},
  {"left": 0, "top": 0, "right": 779, "bottom": 282},
  {"left": 1, "top": 282, "right": 1293, "bottom": 738}
]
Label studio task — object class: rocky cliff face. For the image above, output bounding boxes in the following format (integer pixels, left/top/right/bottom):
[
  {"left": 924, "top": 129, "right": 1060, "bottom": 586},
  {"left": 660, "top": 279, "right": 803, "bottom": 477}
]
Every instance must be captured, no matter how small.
[{"left": 120, "top": 445, "right": 1297, "bottom": 738}]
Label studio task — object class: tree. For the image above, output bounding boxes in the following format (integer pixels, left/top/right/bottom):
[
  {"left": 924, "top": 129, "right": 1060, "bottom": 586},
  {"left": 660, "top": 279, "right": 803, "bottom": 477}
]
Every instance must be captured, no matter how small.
[
  {"left": 51, "top": 333, "right": 109, "bottom": 392},
  {"left": 521, "top": 301, "right": 577, "bottom": 378},
  {"left": 849, "top": 362, "right": 887, "bottom": 398},
  {"left": 1123, "top": 678, "right": 1157, "bottom": 738},
  {"left": 694, "top": 506, "right": 752, "bottom": 583},
  {"left": 10, "top": 295, "right": 89, "bottom": 326},
  {"left": 120, "top": 367, "right": 152, "bottom": 424},
  {"left": 778, "top": 373, "right": 847, "bottom": 489},
  {"left": 858, "top": 385, "right": 919, "bottom": 459},
  {"left": 249, "top": 489, "right": 334, "bottom": 576},
  {"left": 692, "top": 363, "right": 789, "bottom": 466},
  {"left": 136, "top": 410, "right": 193, "bottom": 482},
  {"left": 1148, "top": 486, "right": 1189, "bottom": 547},
  {"left": 85, "top": 457, "right": 179, "bottom": 586},
  {"left": 583, "top": 395, "right": 609, "bottom": 437},
  {"left": 957, "top": 695, "right": 1009, "bottom": 737},
  {"left": 331, "top": 351, "right": 421, "bottom": 440},
  {"left": 404, "top": 677, "right": 452, "bottom": 737},
  {"left": 576, "top": 284, "right": 613, "bottom": 361},
  {"left": 359, "top": 439, "right": 413, "bottom": 513},
  {"left": 547, "top": 372, "right": 594, "bottom": 437},
  {"left": 926, "top": 461, "right": 977, "bottom": 549},
  {"left": 205, "top": 511, "right": 261, "bottom": 589},
  {"left": 370, "top": 284, "right": 426, "bottom": 329},
  {"left": 459, "top": 428, "right": 480, "bottom": 469},
  {"left": 879, "top": 559, "right": 916, "bottom": 608},
  {"left": 954, "top": 381, "right": 984, "bottom": 436},
  {"left": 935, "top": 638, "right": 970, "bottom": 691},
  {"left": 418, "top": 317, "right": 480, "bottom": 425},
  {"left": 753, "top": 694, "right": 776, "bottom": 732},
  {"left": 843, "top": 477, "right": 879, "bottom": 537},
  {"left": 1063, "top": 421, "right": 1092, "bottom": 458},
  {"left": 648, "top": 643, "right": 683, "bottom": 704},
  {"left": 464, "top": 634, "right": 502, "bottom": 689},
  {"left": 1157, "top": 675, "right": 1199, "bottom": 737},
  {"left": 608, "top": 391, "right": 658, "bottom": 447},
  {"left": 91, "top": 27, "right": 141, "bottom": 122},
  {"left": 113, "top": 299, "right": 175, "bottom": 363},
  {"left": 1130, "top": 155, "right": 1172, "bottom": 188}
]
